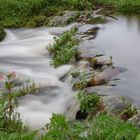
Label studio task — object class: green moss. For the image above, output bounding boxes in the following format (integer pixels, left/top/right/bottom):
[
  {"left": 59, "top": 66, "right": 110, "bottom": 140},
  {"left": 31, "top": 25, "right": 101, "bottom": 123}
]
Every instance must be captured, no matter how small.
[{"left": 0, "top": 28, "right": 6, "bottom": 41}]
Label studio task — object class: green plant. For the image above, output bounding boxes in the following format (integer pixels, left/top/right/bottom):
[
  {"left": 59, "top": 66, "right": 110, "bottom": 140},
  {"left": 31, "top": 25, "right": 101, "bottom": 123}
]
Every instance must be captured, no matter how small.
[
  {"left": 71, "top": 71, "right": 80, "bottom": 78},
  {"left": 89, "top": 114, "right": 140, "bottom": 140},
  {"left": 44, "top": 113, "right": 140, "bottom": 140},
  {"left": 44, "top": 113, "right": 86, "bottom": 140},
  {"left": 77, "top": 92, "right": 100, "bottom": 113},
  {"left": 48, "top": 28, "right": 79, "bottom": 67},
  {"left": 0, "top": 72, "right": 27, "bottom": 133}
]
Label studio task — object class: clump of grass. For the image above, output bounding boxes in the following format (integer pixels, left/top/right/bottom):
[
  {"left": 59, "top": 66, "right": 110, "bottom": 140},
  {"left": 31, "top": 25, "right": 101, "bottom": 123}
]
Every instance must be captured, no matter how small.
[
  {"left": 0, "top": 27, "right": 6, "bottom": 41},
  {"left": 44, "top": 113, "right": 140, "bottom": 140},
  {"left": 48, "top": 27, "right": 79, "bottom": 67},
  {"left": 89, "top": 114, "right": 140, "bottom": 140}
]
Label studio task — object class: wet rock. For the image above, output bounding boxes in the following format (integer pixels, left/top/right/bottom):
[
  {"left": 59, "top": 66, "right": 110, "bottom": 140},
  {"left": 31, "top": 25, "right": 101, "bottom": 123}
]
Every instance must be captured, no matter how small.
[
  {"left": 128, "top": 113, "right": 140, "bottom": 129},
  {"left": 88, "top": 56, "right": 112, "bottom": 69},
  {"left": 0, "top": 27, "right": 6, "bottom": 41},
  {"left": 47, "top": 11, "right": 80, "bottom": 27},
  {"left": 80, "top": 26, "right": 100, "bottom": 40},
  {"left": 102, "top": 95, "right": 130, "bottom": 116},
  {"left": 71, "top": 61, "right": 94, "bottom": 90},
  {"left": 85, "top": 85, "right": 114, "bottom": 96},
  {"left": 77, "top": 42, "right": 104, "bottom": 59},
  {"left": 66, "top": 100, "right": 80, "bottom": 120},
  {"left": 86, "top": 16, "right": 107, "bottom": 24},
  {"left": 88, "top": 66, "right": 125, "bottom": 86}
]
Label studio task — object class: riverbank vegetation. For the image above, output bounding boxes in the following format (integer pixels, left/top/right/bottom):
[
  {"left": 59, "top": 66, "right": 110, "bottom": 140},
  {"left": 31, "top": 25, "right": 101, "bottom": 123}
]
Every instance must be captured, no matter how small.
[
  {"left": 0, "top": 72, "right": 140, "bottom": 140},
  {"left": 0, "top": 0, "right": 140, "bottom": 29},
  {"left": 95, "top": 0, "right": 140, "bottom": 13}
]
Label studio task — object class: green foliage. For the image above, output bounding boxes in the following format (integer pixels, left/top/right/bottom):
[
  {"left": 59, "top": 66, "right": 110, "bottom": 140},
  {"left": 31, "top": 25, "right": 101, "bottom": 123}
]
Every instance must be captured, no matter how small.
[
  {"left": 77, "top": 92, "right": 100, "bottom": 113},
  {"left": 0, "top": 131, "right": 37, "bottom": 140},
  {"left": 44, "top": 113, "right": 87, "bottom": 140},
  {"left": 0, "top": 72, "right": 27, "bottom": 133},
  {"left": 95, "top": 0, "right": 140, "bottom": 13},
  {"left": 44, "top": 113, "right": 140, "bottom": 140},
  {"left": 0, "top": 0, "right": 93, "bottom": 28},
  {"left": 0, "top": 27, "right": 6, "bottom": 41},
  {"left": 89, "top": 114, "right": 140, "bottom": 140},
  {"left": 48, "top": 28, "right": 79, "bottom": 67},
  {"left": 71, "top": 71, "right": 80, "bottom": 78}
]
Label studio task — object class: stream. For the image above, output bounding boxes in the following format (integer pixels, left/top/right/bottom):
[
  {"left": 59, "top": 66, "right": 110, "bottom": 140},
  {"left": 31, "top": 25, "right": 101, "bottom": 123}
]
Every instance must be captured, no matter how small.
[
  {"left": 88, "top": 14, "right": 140, "bottom": 106},
  {"left": 0, "top": 14, "right": 140, "bottom": 130}
]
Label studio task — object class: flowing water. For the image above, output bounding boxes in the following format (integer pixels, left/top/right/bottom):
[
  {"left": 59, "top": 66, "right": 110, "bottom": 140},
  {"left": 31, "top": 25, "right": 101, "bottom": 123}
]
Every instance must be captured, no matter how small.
[
  {"left": 1, "top": 14, "right": 140, "bottom": 130},
  {"left": 85, "top": 14, "right": 140, "bottom": 106},
  {"left": 0, "top": 24, "right": 77, "bottom": 130}
]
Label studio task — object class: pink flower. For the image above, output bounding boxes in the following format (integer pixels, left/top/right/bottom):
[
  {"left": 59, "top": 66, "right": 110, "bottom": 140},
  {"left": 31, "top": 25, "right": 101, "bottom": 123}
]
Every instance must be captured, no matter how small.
[
  {"left": 11, "top": 71, "right": 16, "bottom": 77},
  {"left": 0, "top": 75, "right": 3, "bottom": 80}
]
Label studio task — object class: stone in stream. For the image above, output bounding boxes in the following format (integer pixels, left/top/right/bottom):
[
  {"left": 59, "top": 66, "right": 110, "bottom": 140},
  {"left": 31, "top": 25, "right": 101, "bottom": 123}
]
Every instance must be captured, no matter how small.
[
  {"left": 88, "top": 56, "right": 113, "bottom": 69},
  {"left": 77, "top": 41, "right": 104, "bottom": 59},
  {"left": 47, "top": 11, "right": 80, "bottom": 27},
  {"left": 102, "top": 96, "right": 130, "bottom": 115},
  {"left": 128, "top": 114, "right": 140, "bottom": 129},
  {"left": 88, "top": 66, "right": 126, "bottom": 86}
]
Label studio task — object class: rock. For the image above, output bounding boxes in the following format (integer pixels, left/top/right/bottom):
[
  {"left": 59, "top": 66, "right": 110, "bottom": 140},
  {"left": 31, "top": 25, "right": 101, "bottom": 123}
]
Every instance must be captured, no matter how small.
[
  {"left": 47, "top": 11, "right": 80, "bottom": 27},
  {"left": 85, "top": 86, "right": 114, "bottom": 96},
  {"left": 102, "top": 95, "right": 130, "bottom": 116},
  {"left": 128, "top": 114, "right": 140, "bottom": 129},
  {"left": 66, "top": 100, "right": 80, "bottom": 120},
  {"left": 88, "top": 66, "right": 125, "bottom": 86},
  {"left": 88, "top": 56, "right": 112, "bottom": 68},
  {"left": 77, "top": 42, "right": 104, "bottom": 59},
  {"left": 0, "top": 27, "right": 6, "bottom": 41},
  {"left": 71, "top": 61, "right": 94, "bottom": 90},
  {"left": 86, "top": 16, "right": 107, "bottom": 24}
]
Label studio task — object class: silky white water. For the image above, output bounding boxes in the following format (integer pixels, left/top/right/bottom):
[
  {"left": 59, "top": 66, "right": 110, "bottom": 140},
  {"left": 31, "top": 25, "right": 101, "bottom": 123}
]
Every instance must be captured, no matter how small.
[{"left": 0, "top": 24, "right": 77, "bottom": 130}]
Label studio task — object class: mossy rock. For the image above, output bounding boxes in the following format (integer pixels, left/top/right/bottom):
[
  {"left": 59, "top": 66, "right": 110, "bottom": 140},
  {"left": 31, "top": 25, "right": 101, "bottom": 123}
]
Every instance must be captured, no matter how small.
[{"left": 0, "top": 28, "right": 6, "bottom": 41}]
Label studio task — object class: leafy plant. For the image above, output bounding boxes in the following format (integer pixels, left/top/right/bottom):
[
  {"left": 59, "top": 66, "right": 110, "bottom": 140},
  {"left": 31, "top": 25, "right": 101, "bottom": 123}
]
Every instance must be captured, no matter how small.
[
  {"left": 0, "top": 72, "right": 27, "bottom": 133},
  {"left": 48, "top": 28, "right": 79, "bottom": 67},
  {"left": 77, "top": 92, "right": 100, "bottom": 113}
]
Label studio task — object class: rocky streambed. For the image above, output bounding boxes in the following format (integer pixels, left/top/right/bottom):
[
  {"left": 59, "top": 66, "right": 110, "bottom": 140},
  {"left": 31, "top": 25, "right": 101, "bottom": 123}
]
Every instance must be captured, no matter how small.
[{"left": 0, "top": 10, "right": 140, "bottom": 130}]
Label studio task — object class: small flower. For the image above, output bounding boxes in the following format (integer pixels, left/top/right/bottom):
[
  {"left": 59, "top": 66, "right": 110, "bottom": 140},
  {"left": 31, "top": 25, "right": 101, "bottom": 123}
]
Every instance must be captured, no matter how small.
[
  {"left": 11, "top": 71, "right": 16, "bottom": 77},
  {"left": 0, "top": 75, "right": 3, "bottom": 80}
]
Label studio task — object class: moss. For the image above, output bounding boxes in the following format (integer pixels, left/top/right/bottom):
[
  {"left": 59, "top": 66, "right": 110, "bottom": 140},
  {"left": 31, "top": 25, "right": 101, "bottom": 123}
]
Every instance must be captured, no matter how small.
[{"left": 0, "top": 28, "right": 6, "bottom": 41}]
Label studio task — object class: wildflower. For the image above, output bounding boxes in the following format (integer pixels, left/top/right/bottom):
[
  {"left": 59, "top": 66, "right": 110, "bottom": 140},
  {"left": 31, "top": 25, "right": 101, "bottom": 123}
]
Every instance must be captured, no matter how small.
[
  {"left": 0, "top": 74, "right": 3, "bottom": 80},
  {"left": 11, "top": 71, "right": 16, "bottom": 77}
]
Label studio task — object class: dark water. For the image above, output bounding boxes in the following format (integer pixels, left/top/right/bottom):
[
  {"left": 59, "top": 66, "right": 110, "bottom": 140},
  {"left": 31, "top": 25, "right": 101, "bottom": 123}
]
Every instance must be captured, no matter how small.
[{"left": 90, "top": 15, "right": 140, "bottom": 106}]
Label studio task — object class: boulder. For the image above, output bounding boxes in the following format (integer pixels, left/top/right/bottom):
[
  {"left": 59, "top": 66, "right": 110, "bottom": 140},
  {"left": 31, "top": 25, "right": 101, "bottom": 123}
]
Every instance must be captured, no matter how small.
[{"left": 47, "top": 11, "right": 80, "bottom": 27}]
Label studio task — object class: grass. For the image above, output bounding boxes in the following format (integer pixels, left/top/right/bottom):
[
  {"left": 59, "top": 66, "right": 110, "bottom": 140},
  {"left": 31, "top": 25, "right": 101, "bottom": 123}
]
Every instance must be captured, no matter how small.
[
  {"left": 0, "top": 0, "right": 93, "bottom": 28},
  {"left": 95, "top": 0, "right": 140, "bottom": 13},
  {"left": 44, "top": 113, "right": 140, "bottom": 140}
]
